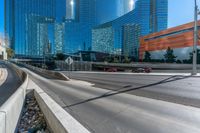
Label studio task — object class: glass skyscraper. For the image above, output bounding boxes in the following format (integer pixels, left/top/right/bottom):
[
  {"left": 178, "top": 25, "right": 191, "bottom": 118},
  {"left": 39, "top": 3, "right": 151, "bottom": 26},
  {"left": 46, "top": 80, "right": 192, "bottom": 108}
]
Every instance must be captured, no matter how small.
[
  {"left": 64, "top": 0, "right": 97, "bottom": 54},
  {"left": 122, "top": 24, "right": 140, "bottom": 58},
  {"left": 92, "top": 23, "right": 114, "bottom": 54},
  {"left": 5, "top": 0, "right": 167, "bottom": 58},
  {"left": 92, "top": 0, "right": 168, "bottom": 58},
  {"left": 64, "top": 0, "right": 134, "bottom": 54},
  {"left": 5, "top": 0, "right": 55, "bottom": 57}
]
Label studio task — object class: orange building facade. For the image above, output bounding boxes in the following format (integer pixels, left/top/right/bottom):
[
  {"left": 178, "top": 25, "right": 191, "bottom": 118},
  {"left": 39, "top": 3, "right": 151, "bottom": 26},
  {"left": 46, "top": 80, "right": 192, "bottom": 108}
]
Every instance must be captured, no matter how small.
[{"left": 139, "top": 21, "right": 200, "bottom": 60}]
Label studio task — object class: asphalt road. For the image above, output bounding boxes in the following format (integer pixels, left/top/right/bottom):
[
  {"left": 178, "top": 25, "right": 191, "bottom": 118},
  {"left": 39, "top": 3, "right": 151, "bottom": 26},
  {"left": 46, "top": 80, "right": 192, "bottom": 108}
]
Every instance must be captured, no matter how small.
[
  {"left": 63, "top": 71, "right": 200, "bottom": 108},
  {"left": 0, "top": 61, "right": 22, "bottom": 106},
  {"left": 23, "top": 68, "right": 200, "bottom": 133},
  {"left": 152, "top": 69, "right": 200, "bottom": 73}
]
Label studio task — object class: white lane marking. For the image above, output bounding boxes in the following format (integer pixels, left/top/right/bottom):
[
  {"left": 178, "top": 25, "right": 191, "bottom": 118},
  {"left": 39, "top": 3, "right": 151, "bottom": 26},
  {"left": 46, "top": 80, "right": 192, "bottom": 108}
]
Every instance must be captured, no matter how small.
[{"left": 64, "top": 71, "right": 200, "bottom": 76}]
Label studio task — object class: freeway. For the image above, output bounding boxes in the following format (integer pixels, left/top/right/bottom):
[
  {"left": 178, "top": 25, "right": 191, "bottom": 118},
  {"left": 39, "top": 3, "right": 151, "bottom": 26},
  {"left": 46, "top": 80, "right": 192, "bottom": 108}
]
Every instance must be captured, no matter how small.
[
  {"left": 23, "top": 68, "right": 200, "bottom": 133},
  {"left": 62, "top": 71, "right": 200, "bottom": 108},
  {"left": 0, "top": 61, "right": 22, "bottom": 106}
]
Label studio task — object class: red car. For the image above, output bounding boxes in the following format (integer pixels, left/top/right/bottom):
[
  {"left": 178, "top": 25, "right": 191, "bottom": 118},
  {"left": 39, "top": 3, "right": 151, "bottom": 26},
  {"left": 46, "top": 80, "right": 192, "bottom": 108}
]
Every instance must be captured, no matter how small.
[
  {"left": 132, "top": 67, "right": 152, "bottom": 73},
  {"left": 105, "top": 68, "right": 118, "bottom": 72}
]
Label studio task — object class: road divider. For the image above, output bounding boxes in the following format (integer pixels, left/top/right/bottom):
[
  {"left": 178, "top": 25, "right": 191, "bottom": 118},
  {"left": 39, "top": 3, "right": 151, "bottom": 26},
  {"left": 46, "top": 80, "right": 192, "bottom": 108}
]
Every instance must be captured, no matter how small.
[
  {"left": 27, "top": 79, "right": 91, "bottom": 133},
  {"left": 0, "top": 62, "right": 28, "bottom": 133},
  {"left": 15, "top": 62, "right": 69, "bottom": 81},
  {"left": 0, "top": 62, "right": 89, "bottom": 133}
]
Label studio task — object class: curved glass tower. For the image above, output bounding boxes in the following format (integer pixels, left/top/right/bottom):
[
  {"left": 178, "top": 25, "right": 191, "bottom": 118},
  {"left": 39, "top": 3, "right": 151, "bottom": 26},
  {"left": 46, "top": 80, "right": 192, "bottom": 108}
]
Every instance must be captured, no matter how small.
[
  {"left": 96, "top": 0, "right": 135, "bottom": 24},
  {"left": 92, "top": 0, "right": 168, "bottom": 58},
  {"left": 64, "top": 0, "right": 135, "bottom": 54}
]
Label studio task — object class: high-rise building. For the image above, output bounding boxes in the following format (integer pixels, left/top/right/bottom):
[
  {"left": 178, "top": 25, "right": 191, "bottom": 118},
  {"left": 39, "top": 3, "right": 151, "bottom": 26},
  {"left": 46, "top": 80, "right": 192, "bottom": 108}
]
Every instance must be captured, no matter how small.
[
  {"left": 117, "top": 0, "right": 135, "bottom": 17},
  {"left": 5, "top": 0, "right": 55, "bottom": 57},
  {"left": 56, "top": 0, "right": 66, "bottom": 22},
  {"left": 92, "top": 23, "right": 114, "bottom": 53},
  {"left": 64, "top": 0, "right": 97, "bottom": 54},
  {"left": 65, "top": 0, "right": 80, "bottom": 21},
  {"left": 122, "top": 24, "right": 140, "bottom": 58},
  {"left": 54, "top": 23, "right": 65, "bottom": 53},
  {"left": 5, "top": 0, "right": 132, "bottom": 57},
  {"left": 92, "top": 0, "right": 168, "bottom": 58},
  {"left": 96, "top": 0, "right": 134, "bottom": 24},
  {"left": 0, "top": 36, "right": 7, "bottom": 60},
  {"left": 64, "top": 0, "right": 134, "bottom": 54}
]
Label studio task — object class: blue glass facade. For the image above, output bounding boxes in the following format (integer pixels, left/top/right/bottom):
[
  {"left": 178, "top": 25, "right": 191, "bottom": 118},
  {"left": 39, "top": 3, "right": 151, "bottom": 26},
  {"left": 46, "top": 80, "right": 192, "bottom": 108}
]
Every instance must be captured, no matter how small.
[
  {"left": 5, "top": 0, "right": 56, "bottom": 57},
  {"left": 92, "top": 0, "right": 168, "bottom": 57},
  {"left": 64, "top": 0, "right": 135, "bottom": 54},
  {"left": 5, "top": 0, "right": 167, "bottom": 58},
  {"left": 64, "top": 0, "right": 97, "bottom": 54}
]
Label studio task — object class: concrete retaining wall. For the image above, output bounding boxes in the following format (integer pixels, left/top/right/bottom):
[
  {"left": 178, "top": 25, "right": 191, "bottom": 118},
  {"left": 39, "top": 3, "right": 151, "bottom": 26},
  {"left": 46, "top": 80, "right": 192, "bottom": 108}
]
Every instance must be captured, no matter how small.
[
  {"left": 16, "top": 62, "right": 69, "bottom": 80},
  {"left": 0, "top": 62, "right": 29, "bottom": 133},
  {"left": 0, "top": 62, "right": 90, "bottom": 133},
  {"left": 28, "top": 79, "right": 91, "bottom": 133}
]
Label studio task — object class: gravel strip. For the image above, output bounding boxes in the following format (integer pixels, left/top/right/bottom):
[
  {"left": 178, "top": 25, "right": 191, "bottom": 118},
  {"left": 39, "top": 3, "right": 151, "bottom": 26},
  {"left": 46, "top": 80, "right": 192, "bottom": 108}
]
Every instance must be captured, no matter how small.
[{"left": 17, "top": 91, "right": 51, "bottom": 133}]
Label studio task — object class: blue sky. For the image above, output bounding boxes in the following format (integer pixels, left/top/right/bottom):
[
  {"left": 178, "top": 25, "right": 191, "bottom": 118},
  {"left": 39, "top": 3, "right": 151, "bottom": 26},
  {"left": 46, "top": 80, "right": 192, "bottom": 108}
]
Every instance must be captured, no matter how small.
[
  {"left": 168, "top": 0, "right": 197, "bottom": 28},
  {"left": 0, "top": 0, "right": 3, "bottom": 33},
  {"left": 0, "top": 0, "right": 199, "bottom": 33}
]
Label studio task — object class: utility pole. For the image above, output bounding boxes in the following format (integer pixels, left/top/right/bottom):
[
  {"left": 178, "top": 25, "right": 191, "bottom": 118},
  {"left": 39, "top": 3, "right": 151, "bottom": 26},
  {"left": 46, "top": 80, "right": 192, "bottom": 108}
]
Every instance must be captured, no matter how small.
[{"left": 192, "top": 0, "right": 198, "bottom": 75}]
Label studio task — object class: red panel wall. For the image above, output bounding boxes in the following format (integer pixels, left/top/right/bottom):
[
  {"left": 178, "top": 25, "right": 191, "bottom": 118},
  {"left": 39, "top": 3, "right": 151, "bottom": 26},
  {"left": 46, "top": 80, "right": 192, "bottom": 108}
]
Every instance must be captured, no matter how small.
[{"left": 139, "top": 21, "right": 200, "bottom": 60}]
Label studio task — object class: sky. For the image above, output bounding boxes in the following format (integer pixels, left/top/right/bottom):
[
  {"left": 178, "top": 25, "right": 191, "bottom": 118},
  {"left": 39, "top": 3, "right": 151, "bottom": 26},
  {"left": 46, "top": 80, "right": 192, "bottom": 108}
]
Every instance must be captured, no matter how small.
[
  {"left": 0, "top": 0, "right": 199, "bottom": 33},
  {"left": 0, "top": 0, "right": 3, "bottom": 33}
]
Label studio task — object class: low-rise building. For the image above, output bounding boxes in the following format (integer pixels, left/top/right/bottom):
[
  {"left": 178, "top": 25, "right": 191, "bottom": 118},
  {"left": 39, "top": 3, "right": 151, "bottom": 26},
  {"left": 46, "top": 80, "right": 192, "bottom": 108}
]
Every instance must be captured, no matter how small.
[
  {"left": 0, "top": 36, "right": 8, "bottom": 60},
  {"left": 139, "top": 21, "right": 200, "bottom": 61}
]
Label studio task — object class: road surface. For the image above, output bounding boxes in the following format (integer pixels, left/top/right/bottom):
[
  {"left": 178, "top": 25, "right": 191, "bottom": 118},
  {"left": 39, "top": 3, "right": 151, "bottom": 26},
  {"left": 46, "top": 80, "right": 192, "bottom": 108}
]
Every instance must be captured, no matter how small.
[
  {"left": 62, "top": 71, "right": 200, "bottom": 108},
  {"left": 23, "top": 68, "right": 200, "bottom": 133},
  {"left": 0, "top": 61, "right": 22, "bottom": 106}
]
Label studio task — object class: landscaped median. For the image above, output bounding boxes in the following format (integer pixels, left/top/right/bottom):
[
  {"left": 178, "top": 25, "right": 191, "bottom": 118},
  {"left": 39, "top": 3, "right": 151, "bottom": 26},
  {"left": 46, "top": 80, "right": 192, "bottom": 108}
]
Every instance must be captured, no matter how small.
[{"left": 0, "top": 62, "right": 90, "bottom": 133}]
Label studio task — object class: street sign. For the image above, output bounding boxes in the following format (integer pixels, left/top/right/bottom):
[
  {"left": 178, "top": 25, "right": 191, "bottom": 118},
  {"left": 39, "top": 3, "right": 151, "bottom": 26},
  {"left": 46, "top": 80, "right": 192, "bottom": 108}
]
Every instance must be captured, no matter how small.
[{"left": 65, "top": 57, "right": 74, "bottom": 65}]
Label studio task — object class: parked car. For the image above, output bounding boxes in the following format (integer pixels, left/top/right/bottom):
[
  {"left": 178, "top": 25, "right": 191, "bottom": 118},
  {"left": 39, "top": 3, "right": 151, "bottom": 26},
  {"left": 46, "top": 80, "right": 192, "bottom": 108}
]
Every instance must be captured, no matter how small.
[
  {"left": 132, "top": 68, "right": 145, "bottom": 73},
  {"left": 132, "top": 67, "right": 152, "bottom": 73},
  {"left": 144, "top": 67, "right": 152, "bottom": 73},
  {"left": 105, "top": 67, "right": 118, "bottom": 72}
]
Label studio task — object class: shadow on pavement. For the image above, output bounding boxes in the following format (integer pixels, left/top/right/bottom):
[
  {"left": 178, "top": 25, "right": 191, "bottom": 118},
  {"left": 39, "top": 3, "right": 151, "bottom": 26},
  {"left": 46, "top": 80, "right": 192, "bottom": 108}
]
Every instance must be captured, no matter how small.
[{"left": 63, "top": 75, "right": 191, "bottom": 108}]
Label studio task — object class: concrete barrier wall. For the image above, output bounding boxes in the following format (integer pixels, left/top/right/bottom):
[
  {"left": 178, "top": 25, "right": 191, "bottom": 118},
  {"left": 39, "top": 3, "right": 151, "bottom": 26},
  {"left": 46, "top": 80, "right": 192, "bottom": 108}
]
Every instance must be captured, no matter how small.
[
  {"left": 28, "top": 79, "right": 90, "bottom": 133},
  {"left": 0, "top": 62, "right": 29, "bottom": 133},
  {"left": 16, "top": 62, "right": 69, "bottom": 80},
  {"left": 0, "top": 62, "right": 89, "bottom": 133},
  {"left": 0, "top": 112, "right": 6, "bottom": 133}
]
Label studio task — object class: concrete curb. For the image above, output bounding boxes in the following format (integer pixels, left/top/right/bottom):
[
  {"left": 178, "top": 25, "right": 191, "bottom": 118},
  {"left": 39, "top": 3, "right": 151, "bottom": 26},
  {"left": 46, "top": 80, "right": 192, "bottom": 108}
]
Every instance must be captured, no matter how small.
[
  {"left": 0, "top": 63, "right": 28, "bottom": 133},
  {"left": 17, "top": 62, "right": 69, "bottom": 81},
  {"left": 27, "top": 79, "right": 91, "bottom": 133}
]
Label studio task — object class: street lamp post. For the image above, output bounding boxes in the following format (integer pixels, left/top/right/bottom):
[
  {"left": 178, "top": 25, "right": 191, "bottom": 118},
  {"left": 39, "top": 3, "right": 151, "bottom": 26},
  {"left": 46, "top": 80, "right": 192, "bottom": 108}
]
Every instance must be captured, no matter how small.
[{"left": 192, "top": 0, "right": 198, "bottom": 75}]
